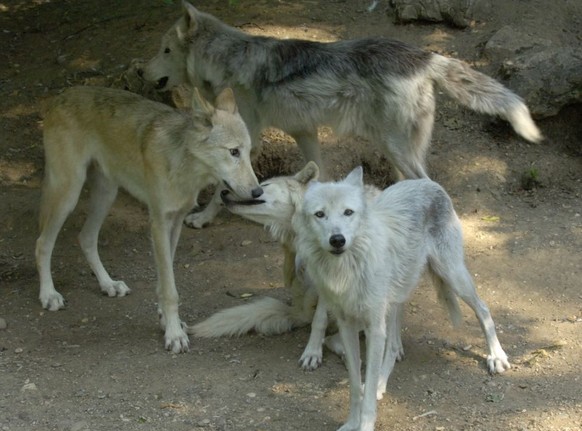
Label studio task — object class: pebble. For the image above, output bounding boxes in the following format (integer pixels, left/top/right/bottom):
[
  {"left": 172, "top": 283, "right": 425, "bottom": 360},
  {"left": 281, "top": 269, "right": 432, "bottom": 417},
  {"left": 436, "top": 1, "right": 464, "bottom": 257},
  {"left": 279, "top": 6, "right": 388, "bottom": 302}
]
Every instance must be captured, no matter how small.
[
  {"left": 241, "top": 240, "right": 252, "bottom": 246},
  {"left": 0, "top": 317, "right": 6, "bottom": 330}
]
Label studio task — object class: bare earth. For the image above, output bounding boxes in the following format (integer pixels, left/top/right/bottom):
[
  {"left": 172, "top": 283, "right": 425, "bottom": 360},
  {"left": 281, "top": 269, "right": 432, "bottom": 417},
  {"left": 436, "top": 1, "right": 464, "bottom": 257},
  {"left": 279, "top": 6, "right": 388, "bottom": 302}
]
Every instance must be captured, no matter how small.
[{"left": 0, "top": 1, "right": 581, "bottom": 430}]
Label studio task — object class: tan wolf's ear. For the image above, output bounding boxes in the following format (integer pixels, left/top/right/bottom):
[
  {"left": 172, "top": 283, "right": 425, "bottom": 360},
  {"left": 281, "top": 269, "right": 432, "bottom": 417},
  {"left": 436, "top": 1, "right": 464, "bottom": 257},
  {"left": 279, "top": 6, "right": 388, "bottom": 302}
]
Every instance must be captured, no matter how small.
[
  {"left": 295, "top": 161, "right": 320, "bottom": 184},
  {"left": 178, "top": 1, "right": 199, "bottom": 37},
  {"left": 214, "top": 88, "right": 238, "bottom": 115},
  {"left": 190, "top": 87, "right": 215, "bottom": 126},
  {"left": 171, "top": 85, "right": 193, "bottom": 109}
]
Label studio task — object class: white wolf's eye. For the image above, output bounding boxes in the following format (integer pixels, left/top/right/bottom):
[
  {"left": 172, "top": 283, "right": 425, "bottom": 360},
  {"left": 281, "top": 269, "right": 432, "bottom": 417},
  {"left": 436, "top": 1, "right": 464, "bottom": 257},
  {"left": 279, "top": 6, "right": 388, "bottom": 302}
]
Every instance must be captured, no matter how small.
[
  {"left": 164, "top": 48, "right": 171, "bottom": 54},
  {"left": 229, "top": 148, "right": 240, "bottom": 157},
  {"left": 344, "top": 209, "right": 354, "bottom": 216},
  {"left": 314, "top": 211, "right": 325, "bottom": 218}
]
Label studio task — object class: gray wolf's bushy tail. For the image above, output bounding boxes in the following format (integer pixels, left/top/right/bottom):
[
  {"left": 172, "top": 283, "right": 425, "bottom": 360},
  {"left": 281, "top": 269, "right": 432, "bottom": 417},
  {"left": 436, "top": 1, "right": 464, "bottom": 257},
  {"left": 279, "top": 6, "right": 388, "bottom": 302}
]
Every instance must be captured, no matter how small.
[
  {"left": 428, "top": 54, "right": 542, "bottom": 143},
  {"left": 188, "top": 297, "right": 310, "bottom": 337}
]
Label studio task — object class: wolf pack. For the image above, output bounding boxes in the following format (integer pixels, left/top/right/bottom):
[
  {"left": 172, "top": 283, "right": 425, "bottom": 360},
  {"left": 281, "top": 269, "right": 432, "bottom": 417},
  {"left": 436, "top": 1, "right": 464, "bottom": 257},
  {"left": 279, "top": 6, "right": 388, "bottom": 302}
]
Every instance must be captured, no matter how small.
[{"left": 36, "top": 2, "right": 542, "bottom": 430}]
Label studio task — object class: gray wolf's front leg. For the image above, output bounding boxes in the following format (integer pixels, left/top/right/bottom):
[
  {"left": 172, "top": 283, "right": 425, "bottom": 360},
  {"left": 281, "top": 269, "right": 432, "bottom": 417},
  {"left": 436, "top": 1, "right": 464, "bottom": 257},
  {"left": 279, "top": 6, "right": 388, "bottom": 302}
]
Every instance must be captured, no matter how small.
[{"left": 184, "top": 186, "right": 223, "bottom": 229}]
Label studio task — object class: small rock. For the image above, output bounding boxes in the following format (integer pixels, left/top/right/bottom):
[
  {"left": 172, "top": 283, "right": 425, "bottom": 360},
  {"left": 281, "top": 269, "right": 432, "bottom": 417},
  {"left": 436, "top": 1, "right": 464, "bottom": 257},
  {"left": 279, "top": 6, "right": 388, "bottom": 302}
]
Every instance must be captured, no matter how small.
[
  {"left": 21, "top": 382, "right": 38, "bottom": 392},
  {"left": 241, "top": 240, "right": 252, "bottom": 247},
  {"left": 15, "top": 347, "right": 23, "bottom": 354},
  {"left": 0, "top": 317, "right": 6, "bottom": 330},
  {"left": 70, "top": 421, "right": 89, "bottom": 431}
]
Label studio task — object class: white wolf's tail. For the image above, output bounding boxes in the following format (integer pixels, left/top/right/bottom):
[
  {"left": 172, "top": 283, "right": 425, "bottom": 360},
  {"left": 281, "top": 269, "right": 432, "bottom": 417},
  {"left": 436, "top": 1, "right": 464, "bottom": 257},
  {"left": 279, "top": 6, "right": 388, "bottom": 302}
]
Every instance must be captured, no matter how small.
[
  {"left": 188, "top": 297, "right": 311, "bottom": 337},
  {"left": 428, "top": 54, "right": 542, "bottom": 143}
]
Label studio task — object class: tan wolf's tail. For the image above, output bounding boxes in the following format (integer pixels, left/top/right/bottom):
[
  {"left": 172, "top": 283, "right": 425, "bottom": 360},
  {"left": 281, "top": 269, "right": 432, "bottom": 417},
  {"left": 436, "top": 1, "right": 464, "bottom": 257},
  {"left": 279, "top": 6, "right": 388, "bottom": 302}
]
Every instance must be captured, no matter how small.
[
  {"left": 188, "top": 297, "right": 311, "bottom": 337},
  {"left": 428, "top": 54, "right": 542, "bottom": 143}
]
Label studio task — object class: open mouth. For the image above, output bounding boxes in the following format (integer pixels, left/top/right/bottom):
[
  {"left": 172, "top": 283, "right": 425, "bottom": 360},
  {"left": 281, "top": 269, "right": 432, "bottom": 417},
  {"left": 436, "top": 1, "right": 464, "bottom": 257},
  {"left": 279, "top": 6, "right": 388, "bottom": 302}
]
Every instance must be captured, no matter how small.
[
  {"left": 329, "top": 249, "right": 345, "bottom": 255},
  {"left": 155, "top": 76, "right": 169, "bottom": 90},
  {"left": 220, "top": 189, "right": 265, "bottom": 206}
]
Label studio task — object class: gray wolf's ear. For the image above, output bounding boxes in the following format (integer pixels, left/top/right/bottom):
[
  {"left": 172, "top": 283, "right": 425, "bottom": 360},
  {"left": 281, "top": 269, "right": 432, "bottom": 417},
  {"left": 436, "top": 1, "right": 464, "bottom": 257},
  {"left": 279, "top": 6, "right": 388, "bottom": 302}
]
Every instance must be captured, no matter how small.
[
  {"left": 171, "top": 85, "right": 192, "bottom": 109},
  {"left": 214, "top": 88, "right": 238, "bottom": 114},
  {"left": 178, "top": 1, "right": 199, "bottom": 38},
  {"left": 344, "top": 166, "right": 364, "bottom": 188},
  {"left": 190, "top": 87, "right": 214, "bottom": 125},
  {"left": 294, "top": 161, "right": 320, "bottom": 184}
]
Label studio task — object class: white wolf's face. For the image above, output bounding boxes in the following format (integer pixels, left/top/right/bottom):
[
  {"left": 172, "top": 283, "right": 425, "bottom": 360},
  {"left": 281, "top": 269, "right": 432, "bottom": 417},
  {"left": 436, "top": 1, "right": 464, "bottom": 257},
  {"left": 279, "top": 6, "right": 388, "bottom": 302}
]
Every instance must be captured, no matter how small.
[
  {"left": 221, "top": 162, "right": 320, "bottom": 229},
  {"left": 300, "top": 167, "right": 366, "bottom": 255}
]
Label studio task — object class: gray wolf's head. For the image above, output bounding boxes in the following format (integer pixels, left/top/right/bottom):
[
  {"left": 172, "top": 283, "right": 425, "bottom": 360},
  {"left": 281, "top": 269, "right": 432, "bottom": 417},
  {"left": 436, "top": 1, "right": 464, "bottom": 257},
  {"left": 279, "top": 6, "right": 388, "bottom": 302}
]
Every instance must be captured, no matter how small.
[
  {"left": 221, "top": 162, "right": 320, "bottom": 239},
  {"left": 191, "top": 87, "right": 262, "bottom": 201},
  {"left": 141, "top": 1, "right": 202, "bottom": 91},
  {"left": 299, "top": 167, "right": 367, "bottom": 256}
]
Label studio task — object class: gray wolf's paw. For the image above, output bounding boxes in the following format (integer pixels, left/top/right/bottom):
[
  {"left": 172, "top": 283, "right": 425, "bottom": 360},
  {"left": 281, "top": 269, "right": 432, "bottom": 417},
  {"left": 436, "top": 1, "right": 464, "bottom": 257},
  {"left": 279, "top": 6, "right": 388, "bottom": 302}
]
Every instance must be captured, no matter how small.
[{"left": 184, "top": 210, "right": 212, "bottom": 229}]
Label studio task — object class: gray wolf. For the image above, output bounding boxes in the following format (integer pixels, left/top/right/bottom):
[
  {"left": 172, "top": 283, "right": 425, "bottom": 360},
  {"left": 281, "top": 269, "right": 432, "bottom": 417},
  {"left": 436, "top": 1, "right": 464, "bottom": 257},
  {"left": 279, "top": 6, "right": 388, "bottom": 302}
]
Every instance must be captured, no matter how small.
[
  {"left": 293, "top": 168, "right": 510, "bottom": 431},
  {"left": 142, "top": 1, "right": 542, "bottom": 228},
  {"left": 35, "top": 85, "right": 262, "bottom": 353}
]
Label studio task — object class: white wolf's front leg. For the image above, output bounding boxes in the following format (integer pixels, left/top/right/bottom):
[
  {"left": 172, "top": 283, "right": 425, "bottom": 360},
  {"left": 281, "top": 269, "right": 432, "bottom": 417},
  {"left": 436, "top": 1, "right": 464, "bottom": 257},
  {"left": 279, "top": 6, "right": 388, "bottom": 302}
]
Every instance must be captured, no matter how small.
[
  {"left": 336, "top": 319, "right": 362, "bottom": 431},
  {"left": 299, "top": 298, "right": 329, "bottom": 370}
]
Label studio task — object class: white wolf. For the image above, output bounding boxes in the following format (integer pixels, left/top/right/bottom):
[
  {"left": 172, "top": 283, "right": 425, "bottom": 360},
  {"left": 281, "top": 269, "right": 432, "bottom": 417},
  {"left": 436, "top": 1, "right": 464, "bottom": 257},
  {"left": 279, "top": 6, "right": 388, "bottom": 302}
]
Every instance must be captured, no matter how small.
[
  {"left": 142, "top": 1, "right": 542, "bottom": 228},
  {"left": 293, "top": 168, "right": 510, "bottom": 431},
  {"left": 36, "top": 86, "right": 262, "bottom": 353}
]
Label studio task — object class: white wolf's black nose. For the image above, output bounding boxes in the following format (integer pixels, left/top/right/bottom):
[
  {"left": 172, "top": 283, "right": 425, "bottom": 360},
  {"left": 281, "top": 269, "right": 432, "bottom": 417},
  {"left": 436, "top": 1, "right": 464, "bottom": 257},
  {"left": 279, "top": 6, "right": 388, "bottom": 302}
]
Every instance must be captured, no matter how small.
[
  {"left": 251, "top": 187, "right": 263, "bottom": 198},
  {"left": 329, "top": 234, "right": 346, "bottom": 249}
]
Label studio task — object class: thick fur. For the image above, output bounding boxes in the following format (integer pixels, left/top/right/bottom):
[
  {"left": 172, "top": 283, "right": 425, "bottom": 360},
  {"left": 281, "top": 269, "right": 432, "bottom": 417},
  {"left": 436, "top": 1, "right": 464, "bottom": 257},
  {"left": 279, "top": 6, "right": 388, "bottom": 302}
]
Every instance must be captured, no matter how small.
[
  {"left": 36, "top": 86, "right": 261, "bottom": 353},
  {"left": 143, "top": 1, "right": 541, "bottom": 228},
  {"left": 294, "top": 169, "right": 510, "bottom": 431}
]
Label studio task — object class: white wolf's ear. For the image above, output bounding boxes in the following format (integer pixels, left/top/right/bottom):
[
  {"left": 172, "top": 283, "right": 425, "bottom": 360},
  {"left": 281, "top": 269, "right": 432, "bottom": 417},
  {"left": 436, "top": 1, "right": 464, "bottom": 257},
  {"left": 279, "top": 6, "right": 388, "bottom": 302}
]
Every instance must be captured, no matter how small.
[
  {"left": 343, "top": 166, "right": 364, "bottom": 188},
  {"left": 190, "top": 87, "right": 214, "bottom": 127},
  {"left": 294, "top": 161, "right": 320, "bottom": 184},
  {"left": 178, "top": 1, "right": 199, "bottom": 38},
  {"left": 214, "top": 88, "right": 238, "bottom": 114}
]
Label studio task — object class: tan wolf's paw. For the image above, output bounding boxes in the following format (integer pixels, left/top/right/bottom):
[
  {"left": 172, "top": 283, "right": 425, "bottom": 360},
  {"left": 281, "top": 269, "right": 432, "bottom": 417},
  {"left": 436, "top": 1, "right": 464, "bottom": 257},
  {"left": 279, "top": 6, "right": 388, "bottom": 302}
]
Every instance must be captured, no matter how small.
[
  {"left": 40, "top": 290, "right": 65, "bottom": 311},
  {"left": 184, "top": 211, "right": 211, "bottom": 229},
  {"left": 100, "top": 280, "right": 130, "bottom": 297}
]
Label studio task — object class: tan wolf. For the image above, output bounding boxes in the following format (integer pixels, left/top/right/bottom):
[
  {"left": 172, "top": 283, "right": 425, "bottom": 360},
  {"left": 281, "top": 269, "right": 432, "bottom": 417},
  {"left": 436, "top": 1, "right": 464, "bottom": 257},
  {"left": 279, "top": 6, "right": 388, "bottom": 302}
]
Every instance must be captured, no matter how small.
[{"left": 36, "top": 86, "right": 262, "bottom": 353}]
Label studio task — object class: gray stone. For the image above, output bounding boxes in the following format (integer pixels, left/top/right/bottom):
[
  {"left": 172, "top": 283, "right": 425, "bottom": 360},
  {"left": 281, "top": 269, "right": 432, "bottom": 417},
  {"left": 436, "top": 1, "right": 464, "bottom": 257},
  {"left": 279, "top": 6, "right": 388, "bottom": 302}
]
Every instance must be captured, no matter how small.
[
  {"left": 484, "top": 26, "right": 553, "bottom": 64},
  {"left": 389, "top": 0, "right": 481, "bottom": 28},
  {"left": 501, "top": 47, "right": 582, "bottom": 118}
]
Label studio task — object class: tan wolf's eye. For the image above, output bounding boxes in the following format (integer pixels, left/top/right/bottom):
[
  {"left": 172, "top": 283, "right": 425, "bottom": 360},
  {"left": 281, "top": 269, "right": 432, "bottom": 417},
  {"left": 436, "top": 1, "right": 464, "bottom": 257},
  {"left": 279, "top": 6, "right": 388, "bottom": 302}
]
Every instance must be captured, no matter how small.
[
  {"left": 230, "top": 148, "right": 240, "bottom": 157},
  {"left": 164, "top": 48, "right": 171, "bottom": 54},
  {"left": 344, "top": 209, "right": 354, "bottom": 216},
  {"left": 314, "top": 211, "right": 325, "bottom": 218}
]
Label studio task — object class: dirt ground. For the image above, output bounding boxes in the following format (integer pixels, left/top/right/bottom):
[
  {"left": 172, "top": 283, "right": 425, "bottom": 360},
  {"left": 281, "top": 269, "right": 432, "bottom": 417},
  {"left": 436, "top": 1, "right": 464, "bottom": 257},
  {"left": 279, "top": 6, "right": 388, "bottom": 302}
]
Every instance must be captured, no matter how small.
[{"left": 1, "top": 0, "right": 581, "bottom": 430}]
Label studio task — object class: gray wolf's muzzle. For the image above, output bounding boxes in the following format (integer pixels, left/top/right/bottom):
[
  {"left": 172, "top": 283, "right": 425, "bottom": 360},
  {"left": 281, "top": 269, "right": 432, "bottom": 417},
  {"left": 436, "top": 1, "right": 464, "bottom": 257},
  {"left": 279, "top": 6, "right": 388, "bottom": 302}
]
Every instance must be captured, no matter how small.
[{"left": 329, "top": 234, "right": 346, "bottom": 255}]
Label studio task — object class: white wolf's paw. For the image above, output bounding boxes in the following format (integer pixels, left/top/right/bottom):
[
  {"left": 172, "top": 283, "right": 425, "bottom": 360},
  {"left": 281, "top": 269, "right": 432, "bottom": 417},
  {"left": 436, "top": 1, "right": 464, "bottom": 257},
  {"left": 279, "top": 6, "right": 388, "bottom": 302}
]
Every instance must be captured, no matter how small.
[
  {"left": 324, "top": 333, "right": 346, "bottom": 358},
  {"left": 299, "top": 349, "right": 323, "bottom": 371},
  {"left": 487, "top": 352, "right": 511, "bottom": 374},
  {"left": 184, "top": 210, "right": 212, "bottom": 229},
  {"left": 100, "top": 280, "right": 131, "bottom": 297},
  {"left": 40, "top": 291, "right": 65, "bottom": 311},
  {"left": 337, "top": 418, "right": 360, "bottom": 431},
  {"left": 164, "top": 322, "right": 190, "bottom": 354},
  {"left": 376, "top": 379, "right": 387, "bottom": 400}
]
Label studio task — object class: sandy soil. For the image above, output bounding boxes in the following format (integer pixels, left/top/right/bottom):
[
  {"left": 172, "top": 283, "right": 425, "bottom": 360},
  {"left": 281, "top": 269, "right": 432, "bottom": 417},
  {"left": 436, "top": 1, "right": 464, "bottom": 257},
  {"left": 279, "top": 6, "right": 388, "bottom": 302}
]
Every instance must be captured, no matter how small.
[{"left": 0, "top": 1, "right": 581, "bottom": 430}]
